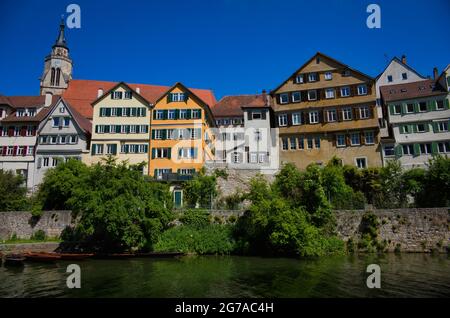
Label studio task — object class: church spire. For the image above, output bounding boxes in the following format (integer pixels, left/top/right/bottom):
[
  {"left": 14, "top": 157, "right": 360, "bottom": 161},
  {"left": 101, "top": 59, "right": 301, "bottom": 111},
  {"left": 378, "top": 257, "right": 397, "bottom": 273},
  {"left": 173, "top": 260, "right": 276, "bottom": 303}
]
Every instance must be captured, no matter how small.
[{"left": 53, "top": 17, "right": 68, "bottom": 49}]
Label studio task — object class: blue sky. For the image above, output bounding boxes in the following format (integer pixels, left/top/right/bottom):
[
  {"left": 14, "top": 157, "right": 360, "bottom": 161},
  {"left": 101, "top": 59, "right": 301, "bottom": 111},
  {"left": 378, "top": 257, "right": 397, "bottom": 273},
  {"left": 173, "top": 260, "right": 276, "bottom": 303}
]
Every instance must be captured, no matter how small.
[{"left": 0, "top": 0, "right": 449, "bottom": 100}]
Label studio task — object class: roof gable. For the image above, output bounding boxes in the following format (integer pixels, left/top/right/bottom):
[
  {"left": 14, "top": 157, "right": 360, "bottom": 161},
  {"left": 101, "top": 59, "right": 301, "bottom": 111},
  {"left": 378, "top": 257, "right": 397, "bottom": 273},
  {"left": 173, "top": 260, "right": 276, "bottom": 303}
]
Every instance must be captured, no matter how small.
[
  {"left": 376, "top": 56, "right": 426, "bottom": 81},
  {"left": 91, "top": 81, "right": 151, "bottom": 107},
  {"left": 44, "top": 98, "right": 92, "bottom": 134}
]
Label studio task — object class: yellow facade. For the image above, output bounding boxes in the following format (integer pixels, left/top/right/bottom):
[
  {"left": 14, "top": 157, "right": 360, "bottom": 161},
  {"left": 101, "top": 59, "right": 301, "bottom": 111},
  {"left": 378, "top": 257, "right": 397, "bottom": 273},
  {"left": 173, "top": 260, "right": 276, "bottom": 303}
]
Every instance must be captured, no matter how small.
[
  {"left": 149, "top": 84, "right": 215, "bottom": 178},
  {"left": 89, "top": 83, "right": 151, "bottom": 174}
]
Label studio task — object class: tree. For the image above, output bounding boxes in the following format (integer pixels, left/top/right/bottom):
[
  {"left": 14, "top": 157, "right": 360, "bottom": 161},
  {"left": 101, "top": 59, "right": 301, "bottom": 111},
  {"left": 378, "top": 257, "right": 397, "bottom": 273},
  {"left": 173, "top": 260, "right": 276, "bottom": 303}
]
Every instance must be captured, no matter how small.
[
  {"left": 416, "top": 155, "right": 450, "bottom": 207},
  {"left": 184, "top": 169, "right": 217, "bottom": 208},
  {"left": 0, "top": 170, "right": 29, "bottom": 211}
]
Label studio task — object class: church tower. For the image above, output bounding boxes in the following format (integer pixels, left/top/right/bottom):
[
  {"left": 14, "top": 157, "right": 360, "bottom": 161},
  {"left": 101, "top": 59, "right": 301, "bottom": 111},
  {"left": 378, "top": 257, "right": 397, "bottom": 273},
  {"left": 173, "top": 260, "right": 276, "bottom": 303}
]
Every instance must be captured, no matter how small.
[{"left": 40, "top": 18, "right": 73, "bottom": 95}]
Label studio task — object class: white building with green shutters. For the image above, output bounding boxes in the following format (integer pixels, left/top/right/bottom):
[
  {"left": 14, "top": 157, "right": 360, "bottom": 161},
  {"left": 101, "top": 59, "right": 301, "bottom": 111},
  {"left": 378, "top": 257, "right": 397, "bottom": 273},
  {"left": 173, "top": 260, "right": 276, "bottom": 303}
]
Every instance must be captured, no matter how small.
[{"left": 380, "top": 78, "right": 450, "bottom": 168}]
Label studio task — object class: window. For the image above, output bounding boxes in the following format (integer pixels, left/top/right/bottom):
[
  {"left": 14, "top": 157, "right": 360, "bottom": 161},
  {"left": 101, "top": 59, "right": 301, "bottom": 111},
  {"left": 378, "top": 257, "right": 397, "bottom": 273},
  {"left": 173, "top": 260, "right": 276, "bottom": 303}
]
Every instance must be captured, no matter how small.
[
  {"left": 6, "top": 146, "right": 13, "bottom": 156},
  {"left": 17, "top": 146, "right": 25, "bottom": 156},
  {"left": 387, "top": 75, "right": 393, "bottom": 82},
  {"left": 343, "top": 70, "right": 351, "bottom": 77},
  {"left": 14, "top": 126, "right": 20, "bottom": 136},
  {"left": 436, "top": 121, "right": 448, "bottom": 132},
  {"left": 250, "top": 153, "right": 257, "bottom": 163},
  {"left": 298, "top": 137, "right": 304, "bottom": 149},
  {"left": 154, "top": 130, "right": 162, "bottom": 139},
  {"left": 282, "top": 138, "right": 288, "bottom": 150},
  {"left": 155, "top": 110, "right": 165, "bottom": 119},
  {"left": 336, "top": 134, "right": 346, "bottom": 147},
  {"left": 179, "top": 147, "right": 197, "bottom": 159},
  {"left": 314, "top": 136, "right": 320, "bottom": 149},
  {"left": 112, "top": 91, "right": 122, "bottom": 99},
  {"left": 292, "top": 92, "right": 301, "bottom": 102},
  {"left": 59, "top": 135, "right": 67, "bottom": 144},
  {"left": 359, "top": 106, "right": 370, "bottom": 119},
  {"left": 106, "top": 144, "right": 117, "bottom": 155},
  {"left": 307, "top": 90, "right": 317, "bottom": 101},
  {"left": 154, "top": 148, "right": 170, "bottom": 159},
  {"left": 308, "top": 73, "right": 318, "bottom": 82},
  {"left": 179, "top": 109, "right": 188, "bottom": 119},
  {"left": 419, "top": 102, "right": 427, "bottom": 112},
  {"left": 327, "top": 109, "right": 337, "bottom": 122},
  {"left": 53, "top": 117, "right": 60, "bottom": 127},
  {"left": 292, "top": 112, "right": 302, "bottom": 125},
  {"left": 357, "top": 85, "right": 368, "bottom": 95},
  {"left": 309, "top": 111, "right": 319, "bottom": 124},
  {"left": 325, "top": 88, "right": 335, "bottom": 99},
  {"left": 252, "top": 112, "right": 262, "bottom": 119},
  {"left": 64, "top": 117, "right": 70, "bottom": 127},
  {"left": 393, "top": 104, "right": 402, "bottom": 114},
  {"left": 402, "top": 73, "right": 408, "bottom": 80},
  {"left": 384, "top": 146, "right": 395, "bottom": 157},
  {"left": 340, "top": 87, "right": 351, "bottom": 97},
  {"left": 324, "top": 72, "right": 332, "bottom": 80},
  {"left": 307, "top": 137, "right": 313, "bottom": 149},
  {"left": 365, "top": 131, "right": 374, "bottom": 144},
  {"left": 70, "top": 135, "right": 77, "bottom": 144},
  {"left": 17, "top": 108, "right": 25, "bottom": 117},
  {"left": 168, "top": 110, "right": 176, "bottom": 119},
  {"left": 124, "top": 91, "right": 132, "bottom": 99},
  {"left": 192, "top": 109, "right": 201, "bottom": 119},
  {"left": 437, "top": 142, "right": 450, "bottom": 153},
  {"left": 171, "top": 93, "right": 185, "bottom": 102},
  {"left": 93, "top": 144, "right": 104, "bottom": 155},
  {"left": 279, "top": 93, "right": 289, "bottom": 104},
  {"left": 258, "top": 153, "right": 266, "bottom": 163},
  {"left": 295, "top": 74, "right": 304, "bottom": 83},
  {"left": 356, "top": 158, "right": 367, "bottom": 169},
  {"left": 436, "top": 100, "right": 445, "bottom": 110},
  {"left": 403, "top": 144, "right": 414, "bottom": 155},
  {"left": 416, "top": 123, "right": 426, "bottom": 133},
  {"left": 350, "top": 133, "right": 360, "bottom": 146},
  {"left": 406, "top": 103, "right": 414, "bottom": 113},
  {"left": 27, "top": 146, "right": 34, "bottom": 155},
  {"left": 43, "top": 157, "right": 50, "bottom": 167},
  {"left": 290, "top": 137, "right": 297, "bottom": 150},
  {"left": 50, "top": 135, "right": 58, "bottom": 144},
  {"left": 232, "top": 152, "right": 241, "bottom": 163},
  {"left": 342, "top": 107, "right": 352, "bottom": 120},
  {"left": 278, "top": 114, "right": 288, "bottom": 126},
  {"left": 420, "top": 143, "right": 432, "bottom": 155},
  {"left": 26, "top": 126, "right": 34, "bottom": 136}
]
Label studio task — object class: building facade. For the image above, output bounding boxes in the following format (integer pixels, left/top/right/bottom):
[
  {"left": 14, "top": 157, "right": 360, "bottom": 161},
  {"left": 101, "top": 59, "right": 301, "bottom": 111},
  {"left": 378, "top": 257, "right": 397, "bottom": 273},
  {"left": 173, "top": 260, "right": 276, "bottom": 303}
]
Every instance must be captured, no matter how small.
[
  {"left": 0, "top": 95, "right": 56, "bottom": 190},
  {"left": 380, "top": 79, "right": 450, "bottom": 168},
  {"left": 271, "top": 52, "right": 382, "bottom": 170},
  {"left": 149, "top": 83, "right": 216, "bottom": 180},
  {"left": 89, "top": 83, "right": 152, "bottom": 174},
  {"left": 375, "top": 56, "right": 426, "bottom": 137},
  {"left": 210, "top": 93, "right": 279, "bottom": 174},
  {"left": 33, "top": 97, "right": 91, "bottom": 186}
]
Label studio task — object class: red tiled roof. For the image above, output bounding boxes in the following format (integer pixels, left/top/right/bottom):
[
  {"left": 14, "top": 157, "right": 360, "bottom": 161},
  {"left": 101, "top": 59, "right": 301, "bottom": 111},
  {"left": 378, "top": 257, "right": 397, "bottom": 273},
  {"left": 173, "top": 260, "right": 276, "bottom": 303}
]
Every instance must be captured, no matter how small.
[
  {"left": 63, "top": 79, "right": 217, "bottom": 119},
  {"left": 64, "top": 99, "right": 92, "bottom": 134},
  {"left": 0, "top": 95, "right": 13, "bottom": 106},
  {"left": 1, "top": 95, "right": 59, "bottom": 123},
  {"left": 212, "top": 94, "right": 268, "bottom": 117},
  {"left": 380, "top": 79, "right": 447, "bottom": 102}
]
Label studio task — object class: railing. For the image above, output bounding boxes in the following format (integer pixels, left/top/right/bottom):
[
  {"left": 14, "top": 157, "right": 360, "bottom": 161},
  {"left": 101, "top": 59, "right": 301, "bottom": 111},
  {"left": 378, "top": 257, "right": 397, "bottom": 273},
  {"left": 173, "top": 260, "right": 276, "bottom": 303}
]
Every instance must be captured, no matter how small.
[{"left": 154, "top": 172, "right": 194, "bottom": 182}]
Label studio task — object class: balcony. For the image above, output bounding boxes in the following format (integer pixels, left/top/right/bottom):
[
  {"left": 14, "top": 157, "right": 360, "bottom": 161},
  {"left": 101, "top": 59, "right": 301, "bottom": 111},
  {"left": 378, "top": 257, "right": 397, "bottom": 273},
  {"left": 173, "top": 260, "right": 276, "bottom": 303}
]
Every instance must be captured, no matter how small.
[{"left": 154, "top": 172, "right": 194, "bottom": 182}]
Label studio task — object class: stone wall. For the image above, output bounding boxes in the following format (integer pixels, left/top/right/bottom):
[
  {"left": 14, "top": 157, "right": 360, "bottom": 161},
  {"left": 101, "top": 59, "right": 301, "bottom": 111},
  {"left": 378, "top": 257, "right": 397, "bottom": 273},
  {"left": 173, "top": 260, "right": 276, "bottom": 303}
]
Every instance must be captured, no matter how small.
[
  {"left": 335, "top": 208, "right": 449, "bottom": 252},
  {"left": 0, "top": 211, "right": 73, "bottom": 240}
]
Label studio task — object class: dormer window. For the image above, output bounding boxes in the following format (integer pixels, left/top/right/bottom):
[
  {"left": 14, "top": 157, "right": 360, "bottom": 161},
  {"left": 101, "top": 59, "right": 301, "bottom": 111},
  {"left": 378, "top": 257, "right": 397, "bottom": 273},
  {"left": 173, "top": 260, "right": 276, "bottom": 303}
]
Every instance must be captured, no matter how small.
[
  {"left": 295, "top": 74, "right": 304, "bottom": 84},
  {"left": 170, "top": 93, "right": 186, "bottom": 102},
  {"left": 16, "top": 108, "right": 25, "bottom": 117},
  {"left": 324, "top": 72, "right": 333, "bottom": 80},
  {"left": 402, "top": 73, "right": 408, "bottom": 80},
  {"left": 111, "top": 91, "right": 123, "bottom": 99},
  {"left": 387, "top": 75, "right": 393, "bottom": 82},
  {"left": 308, "top": 73, "right": 318, "bottom": 82}
]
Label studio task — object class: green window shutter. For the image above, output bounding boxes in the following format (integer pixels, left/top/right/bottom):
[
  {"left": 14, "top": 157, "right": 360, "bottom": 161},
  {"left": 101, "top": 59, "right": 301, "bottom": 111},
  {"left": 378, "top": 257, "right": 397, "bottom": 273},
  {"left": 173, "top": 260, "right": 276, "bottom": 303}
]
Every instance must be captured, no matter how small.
[
  {"left": 91, "top": 144, "right": 96, "bottom": 155},
  {"left": 151, "top": 129, "right": 155, "bottom": 139},
  {"left": 389, "top": 105, "right": 395, "bottom": 116},
  {"left": 168, "top": 148, "right": 172, "bottom": 159},
  {"left": 413, "top": 144, "right": 421, "bottom": 157},
  {"left": 162, "top": 110, "right": 167, "bottom": 119},
  {"left": 167, "top": 94, "right": 172, "bottom": 103},
  {"left": 126, "top": 125, "right": 130, "bottom": 133},
  {"left": 184, "top": 92, "right": 189, "bottom": 102},
  {"left": 142, "top": 108, "right": 147, "bottom": 117},
  {"left": 431, "top": 142, "right": 438, "bottom": 154},
  {"left": 151, "top": 148, "right": 156, "bottom": 159},
  {"left": 394, "top": 145, "right": 402, "bottom": 158},
  {"left": 112, "top": 144, "right": 117, "bottom": 155},
  {"left": 428, "top": 100, "right": 436, "bottom": 111},
  {"left": 432, "top": 122, "right": 438, "bottom": 133},
  {"left": 412, "top": 124, "right": 417, "bottom": 133},
  {"left": 196, "top": 128, "right": 201, "bottom": 139},
  {"left": 117, "top": 108, "right": 122, "bottom": 117},
  {"left": 425, "top": 122, "right": 430, "bottom": 132},
  {"left": 445, "top": 99, "right": 450, "bottom": 109},
  {"left": 95, "top": 125, "right": 99, "bottom": 133},
  {"left": 106, "top": 108, "right": 111, "bottom": 117},
  {"left": 193, "top": 148, "right": 198, "bottom": 158},
  {"left": 186, "top": 109, "right": 192, "bottom": 119},
  {"left": 414, "top": 103, "right": 419, "bottom": 113},
  {"left": 153, "top": 110, "right": 157, "bottom": 120},
  {"left": 144, "top": 145, "right": 148, "bottom": 153},
  {"left": 175, "top": 109, "right": 180, "bottom": 119},
  {"left": 117, "top": 125, "right": 121, "bottom": 133},
  {"left": 162, "top": 129, "right": 167, "bottom": 140},
  {"left": 401, "top": 103, "right": 406, "bottom": 115}
]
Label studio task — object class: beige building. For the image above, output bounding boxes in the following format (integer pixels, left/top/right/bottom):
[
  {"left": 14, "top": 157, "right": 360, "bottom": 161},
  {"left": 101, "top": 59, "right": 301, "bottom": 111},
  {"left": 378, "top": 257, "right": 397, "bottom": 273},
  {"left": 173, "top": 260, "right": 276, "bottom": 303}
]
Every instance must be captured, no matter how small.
[
  {"left": 89, "top": 82, "right": 152, "bottom": 174},
  {"left": 271, "top": 52, "right": 382, "bottom": 170}
]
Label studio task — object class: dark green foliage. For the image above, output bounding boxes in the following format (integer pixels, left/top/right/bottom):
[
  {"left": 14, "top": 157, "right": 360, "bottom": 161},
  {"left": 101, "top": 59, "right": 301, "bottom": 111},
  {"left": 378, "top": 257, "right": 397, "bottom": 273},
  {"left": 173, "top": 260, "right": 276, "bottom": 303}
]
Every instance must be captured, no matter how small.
[
  {"left": 213, "top": 168, "right": 228, "bottom": 180},
  {"left": 223, "top": 191, "right": 244, "bottom": 210},
  {"left": 416, "top": 155, "right": 450, "bottom": 207},
  {"left": 180, "top": 209, "right": 210, "bottom": 228},
  {"left": 0, "top": 170, "right": 29, "bottom": 211},
  {"left": 31, "top": 229, "right": 46, "bottom": 241},
  {"left": 154, "top": 224, "right": 236, "bottom": 254}
]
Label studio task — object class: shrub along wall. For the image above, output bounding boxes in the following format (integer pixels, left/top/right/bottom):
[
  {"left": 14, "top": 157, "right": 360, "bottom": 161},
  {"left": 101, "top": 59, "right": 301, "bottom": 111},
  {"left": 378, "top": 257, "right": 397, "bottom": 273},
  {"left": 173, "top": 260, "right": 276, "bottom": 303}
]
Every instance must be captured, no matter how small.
[{"left": 0, "top": 208, "right": 448, "bottom": 253}]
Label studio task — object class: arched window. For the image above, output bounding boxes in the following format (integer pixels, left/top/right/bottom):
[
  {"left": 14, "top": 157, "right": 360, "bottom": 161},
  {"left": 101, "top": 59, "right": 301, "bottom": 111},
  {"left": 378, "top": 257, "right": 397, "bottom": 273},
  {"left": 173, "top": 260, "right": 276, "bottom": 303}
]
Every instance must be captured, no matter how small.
[
  {"left": 56, "top": 68, "right": 61, "bottom": 86},
  {"left": 50, "top": 68, "right": 56, "bottom": 85}
]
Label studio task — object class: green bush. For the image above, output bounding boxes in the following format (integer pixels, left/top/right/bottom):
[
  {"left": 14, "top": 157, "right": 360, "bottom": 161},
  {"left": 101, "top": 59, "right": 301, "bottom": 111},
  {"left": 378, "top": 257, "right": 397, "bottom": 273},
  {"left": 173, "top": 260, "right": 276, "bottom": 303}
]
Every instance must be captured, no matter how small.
[
  {"left": 0, "top": 170, "right": 29, "bottom": 212},
  {"left": 31, "top": 230, "right": 46, "bottom": 241},
  {"left": 180, "top": 209, "right": 210, "bottom": 228},
  {"left": 154, "top": 224, "right": 236, "bottom": 255}
]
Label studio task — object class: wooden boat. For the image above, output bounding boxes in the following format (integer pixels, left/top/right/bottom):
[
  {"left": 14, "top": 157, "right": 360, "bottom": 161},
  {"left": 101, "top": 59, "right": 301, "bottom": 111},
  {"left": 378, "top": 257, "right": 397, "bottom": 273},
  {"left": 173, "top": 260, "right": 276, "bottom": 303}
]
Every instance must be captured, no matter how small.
[
  {"left": 24, "top": 252, "right": 61, "bottom": 262},
  {"left": 4, "top": 254, "right": 26, "bottom": 266},
  {"left": 56, "top": 253, "right": 94, "bottom": 260}
]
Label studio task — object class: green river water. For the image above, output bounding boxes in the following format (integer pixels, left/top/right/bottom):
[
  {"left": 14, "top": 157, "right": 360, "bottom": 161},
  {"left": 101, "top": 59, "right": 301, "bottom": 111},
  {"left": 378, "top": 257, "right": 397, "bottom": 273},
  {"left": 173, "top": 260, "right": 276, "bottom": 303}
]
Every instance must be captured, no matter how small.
[{"left": 0, "top": 254, "right": 449, "bottom": 297}]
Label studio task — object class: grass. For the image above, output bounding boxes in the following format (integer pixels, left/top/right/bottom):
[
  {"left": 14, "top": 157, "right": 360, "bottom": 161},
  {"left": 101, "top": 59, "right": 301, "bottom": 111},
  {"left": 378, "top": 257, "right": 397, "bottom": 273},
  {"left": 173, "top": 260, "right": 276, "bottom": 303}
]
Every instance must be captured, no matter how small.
[{"left": 1, "top": 237, "right": 61, "bottom": 245}]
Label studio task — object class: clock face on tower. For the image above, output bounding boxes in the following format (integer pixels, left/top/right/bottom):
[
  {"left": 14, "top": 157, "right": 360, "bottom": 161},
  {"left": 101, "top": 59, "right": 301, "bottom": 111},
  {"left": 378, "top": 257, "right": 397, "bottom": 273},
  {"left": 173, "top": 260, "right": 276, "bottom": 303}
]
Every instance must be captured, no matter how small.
[{"left": 52, "top": 59, "right": 61, "bottom": 68}]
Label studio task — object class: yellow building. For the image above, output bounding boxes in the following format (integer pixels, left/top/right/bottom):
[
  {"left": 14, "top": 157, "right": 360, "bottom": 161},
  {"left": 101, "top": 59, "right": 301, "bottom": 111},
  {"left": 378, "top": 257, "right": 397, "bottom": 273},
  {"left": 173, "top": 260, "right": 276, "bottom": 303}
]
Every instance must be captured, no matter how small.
[
  {"left": 89, "top": 82, "right": 152, "bottom": 173},
  {"left": 150, "top": 83, "right": 216, "bottom": 179}
]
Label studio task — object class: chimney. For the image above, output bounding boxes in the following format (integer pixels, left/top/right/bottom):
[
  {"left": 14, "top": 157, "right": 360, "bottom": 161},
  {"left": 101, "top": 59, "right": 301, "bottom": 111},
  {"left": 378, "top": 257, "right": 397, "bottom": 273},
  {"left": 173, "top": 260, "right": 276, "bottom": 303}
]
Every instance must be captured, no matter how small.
[
  {"left": 401, "top": 55, "right": 407, "bottom": 65},
  {"left": 97, "top": 88, "right": 104, "bottom": 98},
  {"left": 44, "top": 93, "right": 52, "bottom": 107},
  {"left": 136, "top": 87, "right": 140, "bottom": 94},
  {"left": 433, "top": 67, "right": 438, "bottom": 80},
  {"left": 262, "top": 89, "right": 270, "bottom": 106}
]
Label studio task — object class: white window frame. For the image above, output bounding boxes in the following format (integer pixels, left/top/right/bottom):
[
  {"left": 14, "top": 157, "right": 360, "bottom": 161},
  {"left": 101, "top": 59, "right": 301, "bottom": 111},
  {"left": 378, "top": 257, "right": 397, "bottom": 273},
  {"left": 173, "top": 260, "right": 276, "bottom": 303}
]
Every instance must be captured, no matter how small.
[
  {"left": 278, "top": 114, "right": 288, "bottom": 127},
  {"left": 327, "top": 109, "right": 337, "bottom": 122},
  {"left": 342, "top": 107, "right": 352, "bottom": 120},
  {"left": 359, "top": 106, "right": 370, "bottom": 119},
  {"left": 309, "top": 111, "right": 319, "bottom": 124},
  {"left": 307, "top": 90, "right": 317, "bottom": 101},
  {"left": 350, "top": 133, "right": 360, "bottom": 146},
  {"left": 393, "top": 104, "right": 402, "bottom": 115},
  {"left": 436, "top": 121, "right": 448, "bottom": 132},
  {"left": 291, "top": 92, "right": 301, "bottom": 102},
  {"left": 355, "top": 157, "right": 367, "bottom": 169},
  {"left": 336, "top": 134, "right": 346, "bottom": 147},
  {"left": 364, "top": 131, "right": 375, "bottom": 144},
  {"left": 308, "top": 73, "right": 318, "bottom": 82},
  {"left": 325, "top": 88, "right": 335, "bottom": 99},
  {"left": 340, "top": 86, "right": 351, "bottom": 97},
  {"left": 324, "top": 72, "right": 332, "bottom": 80},
  {"left": 292, "top": 112, "right": 302, "bottom": 125},
  {"left": 357, "top": 84, "right": 368, "bottom": 96},
  {"left": 279, "top": 93, "right": 289, "bottom": 104},
  {"left": 295, "top": 74, "right": 304, "bottom": 84}
]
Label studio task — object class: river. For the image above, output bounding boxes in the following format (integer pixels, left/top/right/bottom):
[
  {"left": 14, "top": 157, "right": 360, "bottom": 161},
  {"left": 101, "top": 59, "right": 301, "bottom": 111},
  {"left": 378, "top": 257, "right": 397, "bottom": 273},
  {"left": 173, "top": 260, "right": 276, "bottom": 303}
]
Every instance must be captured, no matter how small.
[{"left": 0, "top": 254, "right": 449, "bottom": 297}]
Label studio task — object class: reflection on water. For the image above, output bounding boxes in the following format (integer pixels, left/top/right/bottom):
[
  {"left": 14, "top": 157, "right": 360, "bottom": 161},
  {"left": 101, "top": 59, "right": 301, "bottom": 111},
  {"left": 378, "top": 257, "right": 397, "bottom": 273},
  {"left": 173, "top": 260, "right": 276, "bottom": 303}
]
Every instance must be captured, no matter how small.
[{"left": 0, "top": 254, "right": 449, "bottom": 298}]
